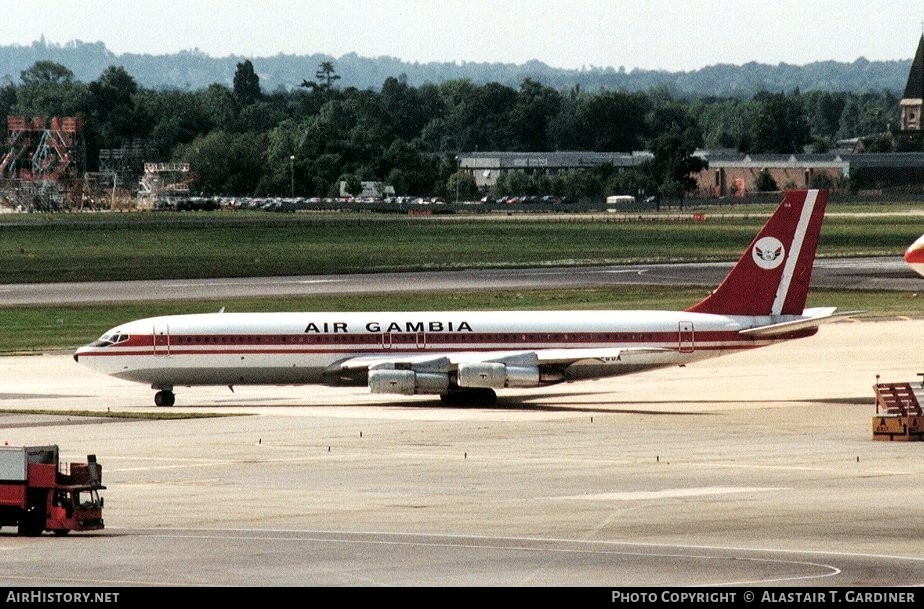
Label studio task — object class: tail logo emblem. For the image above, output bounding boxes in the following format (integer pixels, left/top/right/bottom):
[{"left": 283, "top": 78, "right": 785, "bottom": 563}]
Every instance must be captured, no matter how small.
[{"left": 752, "top": 237, "right": 785, "bottom": 270}]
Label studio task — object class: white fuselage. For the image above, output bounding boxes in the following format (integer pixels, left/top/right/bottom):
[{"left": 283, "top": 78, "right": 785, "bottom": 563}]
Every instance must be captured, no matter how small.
[{"left": 74, "top": 309, "right": 798, "bottom": 390}]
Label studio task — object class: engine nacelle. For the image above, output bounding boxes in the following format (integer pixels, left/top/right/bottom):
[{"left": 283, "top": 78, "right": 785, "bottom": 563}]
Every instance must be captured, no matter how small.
[
  {"left": 505, "top": 365, "right": 541, "bottom": 387},
  {"left": 368, "top": 369, "right": 450, "bottom": 395},
  {"left": 457, "top": 363, "right": 540, "bottom": 388}
]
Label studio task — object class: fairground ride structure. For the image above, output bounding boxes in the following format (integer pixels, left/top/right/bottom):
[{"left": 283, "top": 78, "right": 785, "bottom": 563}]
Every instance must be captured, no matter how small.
[{"left": 0, "top": 116, "right": 85, "bottom": 211}]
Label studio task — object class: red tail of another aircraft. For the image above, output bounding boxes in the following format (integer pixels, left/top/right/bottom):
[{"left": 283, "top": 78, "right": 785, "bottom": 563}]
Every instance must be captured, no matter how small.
[
  {"left": 685, "top": 189, "right": 828, "bottom": 316},
  {"left": 905, "top": 233, "right": 924, "bottom": 278}
]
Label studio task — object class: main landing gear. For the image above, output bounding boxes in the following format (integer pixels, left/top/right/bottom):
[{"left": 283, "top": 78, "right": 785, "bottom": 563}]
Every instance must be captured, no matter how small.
[{"left": 154, "top": 389, "right": 176, "bottom": 407}]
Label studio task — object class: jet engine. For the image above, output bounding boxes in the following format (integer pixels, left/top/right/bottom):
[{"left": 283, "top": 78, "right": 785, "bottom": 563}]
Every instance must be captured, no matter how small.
[
  {"left": 368, "top": 369, "right": 449, "bottom": 395},
  {"left": 457, "top": 362, "right": 540, "bottom": 388}
]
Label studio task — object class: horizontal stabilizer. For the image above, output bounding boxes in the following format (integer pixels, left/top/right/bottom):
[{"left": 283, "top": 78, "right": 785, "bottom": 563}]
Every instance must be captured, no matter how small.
[{"left": 738, "top": 308, "right": 863, "bottom": 339}]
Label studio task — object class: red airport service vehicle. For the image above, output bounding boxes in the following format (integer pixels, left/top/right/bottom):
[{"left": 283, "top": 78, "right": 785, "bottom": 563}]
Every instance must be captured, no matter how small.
[{"left": 0, "top": 445, "right": 105, "bottom": 536}]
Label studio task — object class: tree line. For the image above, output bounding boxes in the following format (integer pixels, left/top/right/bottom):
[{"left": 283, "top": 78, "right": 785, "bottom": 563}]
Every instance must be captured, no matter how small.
[
  {"left": 2, "top": 39, "right": 910, "bottom": 96},
  {"left": 0, "top": 59, "right": 906, "bottom": 202}
]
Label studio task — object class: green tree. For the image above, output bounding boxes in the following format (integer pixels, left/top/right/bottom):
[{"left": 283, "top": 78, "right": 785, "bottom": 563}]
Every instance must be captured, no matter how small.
[
  {"left": 552, "top": 90, "right": 650, "bottom": 152},
  {"left": 138, "top": 89, "right": 218, "bottom": 158},
  {"left": 174, "top": 131, "right": 236, "bottom": 195},
  {"left": 750, "top": 91, "right": 811, "bottom": 153},
  {"left": 261, "top": 118, "right": 302, "bottom": 195},
  {"left": 382, "top": 139, "right": 440, "bottom": 195},
  {"left": 0, "top": 81, "right": 16, "bottom": 119},
  {"left": 237, "top": 99, "right": 288, "bottom": 133},
  {"left": 20, "top": 60, "right": 74, "bottom": 85},
  {"left": 316, "top": 61, "right": 341, "bottom": 89},
  {"left": 689, "top": 97, "right": 759, "bottom": 152},
  {"left": 508, "top": 78, "right": 561, "bottom": 151},
  {"left": 301, "top": 61, "right": 341, "bottom": 94},
  {"left": 423, "top": 79, "right": 498, "bottom": 152},
  {"left": 493, "top": 170, "right": 530, "bottom": 196},
  {"left": 340, "top": 173, "right": 362, "bottom": 196},
  {"left": 837, "top": 92, "right": 897, "bottom": 140},
  {"left": 87, "top": 65, "right": 148, "bottom": 147},
  {"left": 754, "top": 169, "right": 778, "bottom": 192},
  {"left": 446, "top": 171, "right": 479, "bottom": 201},
  {"left": 802, "top": 91, "right": 846, "bottom": 141},
  {"left": 199, "top": 84, "right": 237, "bottom": 131},
  {"left": 646, "top": 120, "right": 708, "bottom": 207},
  {"left": 232, "top": 59, "right": 262, "bottom": 106},
  {"left": 12, "top": 60, "right": 87, "bottom": 118},
  {"left": 809, "top": 173, "right": 834, "bottom": 190},
  {"left": 174, "top": 130, "right": 268, "bottom": 195},
  {"left": 311, "top": 152, "right": 344, "bottom": 196},
  {"left": 862, "top": 133, "right": 896, "bottom": 152},
  {"left": 381, "top": 76, "right": 431, "bottom": 141},
  {"left": 604, "top": 168, "right": 657, "bottom": 201},
  {"left": 552, "top": 168, "right": 606, "bottom": 203}
]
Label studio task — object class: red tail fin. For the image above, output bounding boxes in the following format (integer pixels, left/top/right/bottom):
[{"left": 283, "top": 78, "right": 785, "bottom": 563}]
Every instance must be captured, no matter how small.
[{"left": 685, "top": 189, "right": 828, "bottom": 316}]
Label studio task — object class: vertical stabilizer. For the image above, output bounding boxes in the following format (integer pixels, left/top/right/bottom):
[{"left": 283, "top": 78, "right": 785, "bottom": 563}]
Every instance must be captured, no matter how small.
[{"left": 685, "top": 189, "right": 828, "bottom": 316}]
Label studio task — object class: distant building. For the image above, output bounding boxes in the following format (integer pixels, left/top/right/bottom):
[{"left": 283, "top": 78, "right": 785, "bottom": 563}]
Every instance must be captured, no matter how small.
[
  {"left": 460, "top": 149, "right": 924, "bottom": 198},
  {"left": 900, "top": 35, "right": 924, "bottom": 133},
  {"left": 897, "top": 34, "right": 924, "bottom": 153},
  {"left": 692, "top": 151, "right": 847, "bottom": 196},
  {"left": 457, "top": 151, "right": 652, "bottom": 190},
  {"left": 692, "top": 151, "right": 924, "bottom": 196}
]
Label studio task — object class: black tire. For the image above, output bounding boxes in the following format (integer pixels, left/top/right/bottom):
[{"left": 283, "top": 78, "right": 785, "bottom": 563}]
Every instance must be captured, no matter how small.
[
  {"left": 18, "top": 507, "right": 44, "bottom": 537},
  {"left": 154, "top": 390, "right": 176, "bottom": 407},
  {"left": 52, "top": 529, "right": 70, "bottom": 536},
  {"left": 440, "top": 388, "right": 497, "bottom": 407}
]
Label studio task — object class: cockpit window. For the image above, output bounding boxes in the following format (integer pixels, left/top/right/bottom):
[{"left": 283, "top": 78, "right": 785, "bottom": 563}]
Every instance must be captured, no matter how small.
[{"left": 92, "top": 332, "right": 130, "bottom": 347}]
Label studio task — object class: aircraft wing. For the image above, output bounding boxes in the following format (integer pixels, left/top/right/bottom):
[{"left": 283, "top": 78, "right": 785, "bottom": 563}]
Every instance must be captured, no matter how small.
[
  {"left": 738, "top": 307, "right": 863, "bottom": 339},
  {"left": 531, "top": 347, "right": 668, "bottom": 364},
  {"left": 329, "top": 347, "right": 668, "bottom": 377}
]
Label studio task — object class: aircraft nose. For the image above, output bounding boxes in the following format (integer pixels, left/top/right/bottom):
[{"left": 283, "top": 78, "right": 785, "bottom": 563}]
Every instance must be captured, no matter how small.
[{"left": 73, "top": 345, "right": 87, "bottom": 363}]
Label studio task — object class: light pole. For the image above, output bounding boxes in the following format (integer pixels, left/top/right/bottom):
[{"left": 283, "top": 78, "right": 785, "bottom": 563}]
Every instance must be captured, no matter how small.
[{"left": 289, "top": 155, "right": 295, "bottom": 198}]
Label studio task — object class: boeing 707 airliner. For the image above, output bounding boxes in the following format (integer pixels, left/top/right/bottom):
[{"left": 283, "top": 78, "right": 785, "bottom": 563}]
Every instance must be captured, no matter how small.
[{"left": 74, "top": 189, "right": 850, "bottom": 406}]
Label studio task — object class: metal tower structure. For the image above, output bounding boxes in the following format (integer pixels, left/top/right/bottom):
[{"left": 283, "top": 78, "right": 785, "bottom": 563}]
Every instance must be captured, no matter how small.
[
  {"left": 0, "top": 116, "right": 85, "bottom": 210},
  {"left": 99, "top": 139, "right": 152, "bottom": 190},
  {"left": 137, "top": 162, "right": 192, "bottom": 209}
]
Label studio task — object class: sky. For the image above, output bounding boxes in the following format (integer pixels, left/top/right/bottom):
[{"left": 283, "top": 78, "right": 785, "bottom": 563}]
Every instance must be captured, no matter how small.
[{"left": 4, "top": 0, "right": 922, "bottom": 72}]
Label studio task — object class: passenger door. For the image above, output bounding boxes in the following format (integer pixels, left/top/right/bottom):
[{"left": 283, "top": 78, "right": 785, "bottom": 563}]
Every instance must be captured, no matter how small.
[
  {"left": 678, "top": 321, "right": 694, "bottom": 353},
  {"left": 153, "top": 322, "right": 170, "bottom": 356}
]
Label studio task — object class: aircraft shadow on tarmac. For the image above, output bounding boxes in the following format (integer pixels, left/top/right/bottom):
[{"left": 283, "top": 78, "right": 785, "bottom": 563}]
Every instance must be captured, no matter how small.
[
  {"left": 209, "top": 393, "right": 721, "bottom": 416},
  {"left": 183, "top": 390, "right": 880, "bottom": 415}
]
